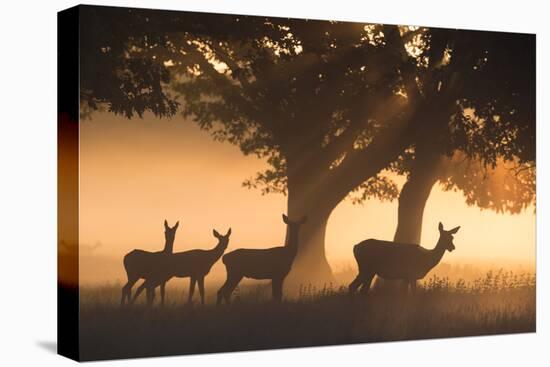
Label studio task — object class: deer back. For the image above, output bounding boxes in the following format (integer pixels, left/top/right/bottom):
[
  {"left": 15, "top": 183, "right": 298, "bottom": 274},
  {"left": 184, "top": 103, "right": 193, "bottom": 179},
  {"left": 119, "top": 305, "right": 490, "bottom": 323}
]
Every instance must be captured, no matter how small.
[
  {"left": 222, "top": 246, "right": 293, "bottom": 279},
  {"left": 354, "top": 239, "right": 438, "bottom": 280},
  {"left": 123, "top": 249, "right": 166, "bottom": 278}
]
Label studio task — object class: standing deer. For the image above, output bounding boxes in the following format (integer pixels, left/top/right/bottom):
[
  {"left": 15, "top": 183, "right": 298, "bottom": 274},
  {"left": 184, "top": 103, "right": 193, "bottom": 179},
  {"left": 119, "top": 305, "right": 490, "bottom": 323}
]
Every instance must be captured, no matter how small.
[
  {"left": 120, "top": 220, "right": 179, "bottom": 306},
  {"left": 131, "top": 228, "right": 232, "bottom": 306},
  {"left": 217, "top": 214, "right": 307, "bottom": 305},
  {"left": 349, "top": 222, "right": 460, "bottom": 295}
]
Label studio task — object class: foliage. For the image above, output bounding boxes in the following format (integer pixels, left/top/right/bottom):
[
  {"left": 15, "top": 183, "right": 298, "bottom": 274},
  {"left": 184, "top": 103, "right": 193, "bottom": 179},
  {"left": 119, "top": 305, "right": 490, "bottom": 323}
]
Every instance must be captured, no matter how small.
[
  {"left": 384, "top": 27, "right": 535, "bottom": 212},
  {"left": 169, "top": 19, "right": 405, "bottom": 199},
  {"left": 78, "top": 7, "right": 534, "bottom": 214},
  {"left": 348, "top": 174, "right": 399, "bottom": 204},
  {"left": 80, "top": 6, "right": 181, "bottom": 118},
  {"left": 438, "top": 154, "right": 536, "bottom": 213}
]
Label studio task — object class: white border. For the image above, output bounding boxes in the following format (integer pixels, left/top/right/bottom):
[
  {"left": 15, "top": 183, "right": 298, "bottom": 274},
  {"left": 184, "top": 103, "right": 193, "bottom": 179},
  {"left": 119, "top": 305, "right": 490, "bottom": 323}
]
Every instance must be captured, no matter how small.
[{"left": 0, "top": 1, "right": 546, "bottom": 366}]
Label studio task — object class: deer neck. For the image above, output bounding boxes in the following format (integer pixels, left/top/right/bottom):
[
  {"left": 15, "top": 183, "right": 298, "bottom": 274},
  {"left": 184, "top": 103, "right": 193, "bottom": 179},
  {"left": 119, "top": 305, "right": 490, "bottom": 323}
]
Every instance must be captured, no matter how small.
[
  {"left": 428, "top": 240, "right": 447, "bottom": 268},
  {"left": 285, "top": 228, "right": 299, "bottom": 258},
  {"left": 163, "top": 237, "right": 174, "bottom": 253},
  {"left": 211, "top": 241, "right": 226, "bottom": 260}
]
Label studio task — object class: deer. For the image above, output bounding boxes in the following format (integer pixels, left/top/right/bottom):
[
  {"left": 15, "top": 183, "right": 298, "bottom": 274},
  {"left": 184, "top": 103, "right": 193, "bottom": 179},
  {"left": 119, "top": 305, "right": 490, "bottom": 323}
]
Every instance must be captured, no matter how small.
[
  {"left": 130, "top": 228, "right": 232, "bottom": 306},
  {"left": 217, "top": 214, "right": 307, "bottom": 305},
  {"left": 120, "top": 220, "right": 179, "bottom": 306},
  {"left": 349, "top": 222, "right": 460, "bottom": 295}
]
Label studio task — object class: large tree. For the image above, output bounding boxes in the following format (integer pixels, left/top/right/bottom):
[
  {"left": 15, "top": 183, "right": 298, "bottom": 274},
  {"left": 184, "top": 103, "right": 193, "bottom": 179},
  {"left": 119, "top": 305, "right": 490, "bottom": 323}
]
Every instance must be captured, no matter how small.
[
  {"left": 384, "top": 28, "right": 536, "bottom": 244},
  {"left": 78, "top": 6, "right": 535, "bottom": 283},
  {"left": 81, "top": 7, "right": 414, "bottom": 281}
]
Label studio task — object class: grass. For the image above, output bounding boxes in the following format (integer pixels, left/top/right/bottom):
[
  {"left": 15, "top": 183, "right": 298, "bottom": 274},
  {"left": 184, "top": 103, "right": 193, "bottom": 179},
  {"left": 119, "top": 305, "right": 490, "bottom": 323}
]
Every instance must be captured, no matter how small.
[{"left": 78, "top": 271, "right": 535, "bottom": 361}]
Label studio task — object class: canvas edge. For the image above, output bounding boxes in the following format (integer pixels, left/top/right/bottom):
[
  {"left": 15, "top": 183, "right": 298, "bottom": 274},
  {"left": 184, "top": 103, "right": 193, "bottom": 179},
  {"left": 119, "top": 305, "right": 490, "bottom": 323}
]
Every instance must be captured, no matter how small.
[{"left": 57, "top": 4, "right": 81, "bottom": 362}]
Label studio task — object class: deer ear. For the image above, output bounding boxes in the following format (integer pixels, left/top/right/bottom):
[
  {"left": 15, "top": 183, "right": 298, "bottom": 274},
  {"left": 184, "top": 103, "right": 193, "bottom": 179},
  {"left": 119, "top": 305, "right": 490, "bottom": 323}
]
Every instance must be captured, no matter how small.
[
  {"left": 164, "top": 220, "right": 169, "bottom": 229},
  {"left": 282, "top": 214, "right": 289, "bottom": 224},
  {"left": 213, "top": 229, "right": 221, "bottom": 238},
  {"left": 449, "top": 226, "right": 460, "bottom": 234},
  {"left": 438, "top": 222, "right": 444, "bottom": 232},
  {"left": 300, "top": 216, "right": 307, "bottom": 224},
  {"left": 174, "top": 221, "right": 179, "bottom": 229},
  {"left": 226, "top": 228, "right": 232, "bottom": 236}
]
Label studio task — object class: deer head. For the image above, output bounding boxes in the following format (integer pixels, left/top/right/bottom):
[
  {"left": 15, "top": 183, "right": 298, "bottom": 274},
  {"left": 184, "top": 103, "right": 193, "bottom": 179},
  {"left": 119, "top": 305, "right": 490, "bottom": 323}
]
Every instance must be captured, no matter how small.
[
  {"left": 164, "top": 219, "right": 179, "bottom": 243},
  {"left": 213, "top": 228, "right": 232, "bottom": 249},
  {"left": 282, "top": 214, "right": 307, "bottom": 250},
  {"left": 437, "top": 222, "right": 460, "bottom": 252}
]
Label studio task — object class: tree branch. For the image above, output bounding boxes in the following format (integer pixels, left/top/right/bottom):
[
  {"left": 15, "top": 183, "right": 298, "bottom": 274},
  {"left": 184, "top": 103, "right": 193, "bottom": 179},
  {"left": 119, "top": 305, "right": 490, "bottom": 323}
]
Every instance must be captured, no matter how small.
[
  {"left": 179, "top": 42, "right": 286, "bottom": 139},
  {"left": 382, "top": 25, "right": 423, "bottom": 104},
  {"left": 319, "top": 104, "right": 422, "bottom": 210}
]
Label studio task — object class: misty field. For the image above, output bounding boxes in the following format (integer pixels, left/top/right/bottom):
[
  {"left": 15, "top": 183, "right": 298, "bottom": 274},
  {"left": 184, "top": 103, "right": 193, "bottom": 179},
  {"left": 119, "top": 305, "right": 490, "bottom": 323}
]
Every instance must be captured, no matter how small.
[{"left": 79, "top": 271, "right": 535, "bottom": 361}]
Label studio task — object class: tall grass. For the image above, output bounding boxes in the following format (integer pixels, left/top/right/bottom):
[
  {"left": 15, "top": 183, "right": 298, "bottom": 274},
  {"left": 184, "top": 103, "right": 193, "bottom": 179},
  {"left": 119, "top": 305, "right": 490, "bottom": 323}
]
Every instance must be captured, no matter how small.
[{"left": 78, "top": 271, "right": 535, "bottom": 361}]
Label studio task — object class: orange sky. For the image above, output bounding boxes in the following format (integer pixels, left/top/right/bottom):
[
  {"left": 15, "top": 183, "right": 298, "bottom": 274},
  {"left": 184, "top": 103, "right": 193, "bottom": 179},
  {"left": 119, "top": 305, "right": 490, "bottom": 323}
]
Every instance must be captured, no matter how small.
[{"left": 78, "top": 112, "right": 536, "bottom": 284}]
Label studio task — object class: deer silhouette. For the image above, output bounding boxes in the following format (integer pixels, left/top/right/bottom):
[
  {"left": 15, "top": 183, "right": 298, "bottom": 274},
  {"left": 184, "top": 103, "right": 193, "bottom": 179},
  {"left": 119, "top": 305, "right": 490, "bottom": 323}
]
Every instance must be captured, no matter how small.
[
  {"left": 130, "top": 228, "right": 232, "bottom": 306},
  {"left": 349, "top": 222, "right": 460, "bottom": 295},
  {"left": 217, "top": 214, "right": 307, "bottom": 305},
  {"left": 120, "top": 220, "right": 179, "bottom": 306}
]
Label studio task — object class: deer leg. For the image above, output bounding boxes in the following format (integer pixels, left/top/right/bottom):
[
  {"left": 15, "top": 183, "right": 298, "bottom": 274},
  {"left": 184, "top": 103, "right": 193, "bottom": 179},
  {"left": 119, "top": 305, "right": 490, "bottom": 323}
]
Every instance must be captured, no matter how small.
[
  {"left": 358, "top": 274, "right": 375, "bottom": 296},
  {"left": 124, "top": 274, "right": 141, "bottom": 305},
  {"left": 160, "top": 282, "right": 166, "bottom": 307},
  {"left": 217, "top": 273, "right": 232, "bottom": 305},
  {"left": 198, "top": 277, "right": 205, "bottom": 306},
  {"left": 121, "top": 277, "right": 137, "bottom": 306},
  {"left": 272, "top": 277, "right": 284, "bottom": 303},
  {"left": 121, "top": 283, "right": 128, "bottom": 306},
  {"left": 146, "top": 286, "right": 155, "bottom": 306},
  {"left": 216, "top": 279, "right": 228, "bottom": 306},
  {"left": 224, "top": 274, "right": 243, "bottom": 304},
  {"left": 188, "top": 277, "right": 196, "bottom": 304},
  {"left": 217, "top": 273, "right": 242, "bottom": 305},
  {"left": 131, "top": 281, "right": 148, "bottom": 305},
  {"left": 349, "top": 274, "right": 363, "bottom": 295}
]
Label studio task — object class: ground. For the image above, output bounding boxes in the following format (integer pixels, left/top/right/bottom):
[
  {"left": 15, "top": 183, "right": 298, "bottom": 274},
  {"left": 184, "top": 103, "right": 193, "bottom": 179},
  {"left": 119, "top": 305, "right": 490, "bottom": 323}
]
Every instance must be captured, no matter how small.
[{"left": 78, "top": 271, "right": 535, "bottom": 361}]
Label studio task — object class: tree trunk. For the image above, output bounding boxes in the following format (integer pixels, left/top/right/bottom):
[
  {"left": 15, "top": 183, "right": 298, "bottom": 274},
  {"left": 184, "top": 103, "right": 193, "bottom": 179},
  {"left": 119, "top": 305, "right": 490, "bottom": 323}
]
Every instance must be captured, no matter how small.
[
  {"left": 282, "top": 174, "right": 336, "bottom": 289},
  {"left": 286, "top": 209, "right": 334, "bottom": 287},
  {"left": 393, "top": 147, "right": 443, "bottom": 244},
  {"left": 393, "top": 101, "right": 455, "bottom": 243},
  {"left": 393, "top": 161, "right": 440, "bottom": 244}
]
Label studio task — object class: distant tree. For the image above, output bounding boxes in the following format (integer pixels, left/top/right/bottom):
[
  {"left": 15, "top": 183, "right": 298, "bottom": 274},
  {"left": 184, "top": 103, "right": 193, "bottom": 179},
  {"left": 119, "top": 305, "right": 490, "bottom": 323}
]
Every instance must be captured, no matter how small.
[{"left": 78, "top": 7, "right": 535, "bottom": 282}]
